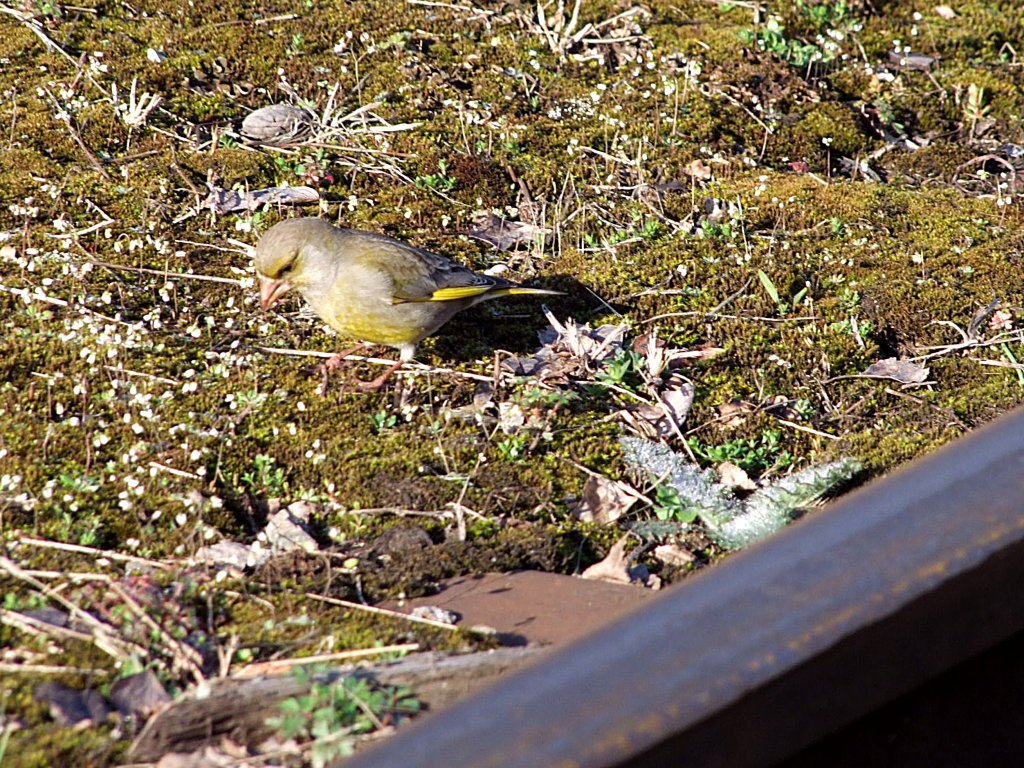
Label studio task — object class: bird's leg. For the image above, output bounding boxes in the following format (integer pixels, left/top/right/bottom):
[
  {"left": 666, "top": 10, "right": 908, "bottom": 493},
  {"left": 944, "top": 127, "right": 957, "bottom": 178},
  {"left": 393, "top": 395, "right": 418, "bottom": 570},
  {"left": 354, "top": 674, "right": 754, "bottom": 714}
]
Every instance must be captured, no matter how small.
[
  {"left": 355, "top": 358, "right": 406, "bottom": 392},
  {"left": 318, "top": 344, "right": 368, "bottom": 396}
]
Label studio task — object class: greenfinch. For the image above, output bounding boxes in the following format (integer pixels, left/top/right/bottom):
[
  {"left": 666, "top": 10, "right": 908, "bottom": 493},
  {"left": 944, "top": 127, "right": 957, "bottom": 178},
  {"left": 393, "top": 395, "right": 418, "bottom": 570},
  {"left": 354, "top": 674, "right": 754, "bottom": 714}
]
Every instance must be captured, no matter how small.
[{"left": 254, "top": 217, "right": 559, "bottom": 389}]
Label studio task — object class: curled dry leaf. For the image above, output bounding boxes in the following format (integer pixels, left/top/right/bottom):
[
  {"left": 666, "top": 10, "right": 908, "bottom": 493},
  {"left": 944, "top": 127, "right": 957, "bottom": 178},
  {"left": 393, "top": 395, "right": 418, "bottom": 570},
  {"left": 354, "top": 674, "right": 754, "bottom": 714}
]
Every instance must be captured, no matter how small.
[
  {"left": 203, "top": 185, "right": 319, "bottom": 214},
  {"left": 887, "top": 51, "right": 936, "bottom": 70},
  {"left": 241, "top": 104, "right": 316, "bottom": 145},
  {"left": 191, "top": 540, "right": 253, "bottom": 570},
  {"left": 497, "top": 401, "right": 526, "bottom": 434},
  {"left": 411, "top": 606, "right": 459, "bottom": 625},
  {"left": 717, "top": 399, "right": 753, "bottom": 428},
  {"left": 571, "top": 474, "right": 641, "bottom": 524},
  {"left": 580, "top": 535, "right": 658, "bottom": 588},
  {"left": 862, "top": 357, "right": 930, "bottom": 385},
  {"left": 580, "top": 534, "right": 633, "bottom": 584},
  {"left": 619, "top": 375, "right": 694, "bottom": 439},
  {"left": 683, "top": 158, "right": 712, "bottom": 180},
  {"left": 503, "top": 311, "right": 626, "bottom": 383},
  {"left": 33, "top": 682, "right": 113, "bottom": 727},
  {"left": 934, "top": 4, "right": 957, "bottom": 19},
  {"left": 634, "top": 331, "right": 706, "bottom": 380},
  {"left": 469, "top": 211, "right": 551, "bottom": 251},
  {"left": 111, "top": 670, "right": 171, "bottom": 719},
  {"left": 653, "top": 543, "right": 695, "bottom": 567},
  {"left": 263, "top": 502, "right": 319, "bottom": 554},
  {"left": 717, "top": 461, "right": 756, "bottom": 491}
]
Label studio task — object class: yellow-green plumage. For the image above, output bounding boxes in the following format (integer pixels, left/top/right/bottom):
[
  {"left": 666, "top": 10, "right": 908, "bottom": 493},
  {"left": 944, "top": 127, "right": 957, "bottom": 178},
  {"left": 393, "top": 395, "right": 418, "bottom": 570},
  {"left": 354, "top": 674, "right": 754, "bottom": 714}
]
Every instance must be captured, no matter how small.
[{"left": 254, "top": 218, "right": 558, "bottom": 365}]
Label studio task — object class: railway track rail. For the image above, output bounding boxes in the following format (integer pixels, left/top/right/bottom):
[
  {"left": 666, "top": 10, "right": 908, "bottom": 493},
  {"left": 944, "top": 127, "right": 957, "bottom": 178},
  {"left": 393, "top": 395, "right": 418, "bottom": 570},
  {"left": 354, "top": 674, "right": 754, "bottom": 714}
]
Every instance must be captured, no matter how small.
[{"left": 342, "top": 406, "right": 1024, "bottom": 768}]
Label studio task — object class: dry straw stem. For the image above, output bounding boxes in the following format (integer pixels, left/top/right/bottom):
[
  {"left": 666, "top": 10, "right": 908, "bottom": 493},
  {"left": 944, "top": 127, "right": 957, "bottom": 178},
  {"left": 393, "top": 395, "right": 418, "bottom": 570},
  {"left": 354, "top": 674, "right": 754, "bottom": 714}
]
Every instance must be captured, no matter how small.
[
  {"left": 303, "top": 593, "right": 460, "bottom": 632},
  {"left": 233, "top": 643, "right": 421, "bottom": 678},
  {"left": 19, "top": 536, "right": 171, "bottom": 570}
]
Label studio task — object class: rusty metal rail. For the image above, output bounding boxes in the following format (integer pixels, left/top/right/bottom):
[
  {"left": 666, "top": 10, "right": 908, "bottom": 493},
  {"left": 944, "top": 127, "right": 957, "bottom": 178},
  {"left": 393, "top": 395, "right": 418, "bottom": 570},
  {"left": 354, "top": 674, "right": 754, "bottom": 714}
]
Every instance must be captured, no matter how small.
[{"left": 343, "top": 407, "right": 1024, "bottom": 768}]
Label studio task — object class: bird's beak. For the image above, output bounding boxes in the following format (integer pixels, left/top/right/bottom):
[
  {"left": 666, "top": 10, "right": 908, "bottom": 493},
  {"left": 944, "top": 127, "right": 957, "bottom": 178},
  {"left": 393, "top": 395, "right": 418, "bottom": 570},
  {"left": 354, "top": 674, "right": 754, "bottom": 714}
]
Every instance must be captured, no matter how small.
[{"left": 259, "top": 276, "right": 292, "bottom": 310}]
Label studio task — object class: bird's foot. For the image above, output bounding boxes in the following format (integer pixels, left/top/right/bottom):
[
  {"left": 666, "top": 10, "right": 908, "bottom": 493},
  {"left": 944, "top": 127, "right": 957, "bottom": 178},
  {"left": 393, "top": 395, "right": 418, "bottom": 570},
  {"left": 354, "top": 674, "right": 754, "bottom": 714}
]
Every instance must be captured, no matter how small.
[
  {"left": 352, "top": 359, "right": 406, "bottom": 392},
  {"left": 317, "top": 344, "right": 368, "bottom": 396}
]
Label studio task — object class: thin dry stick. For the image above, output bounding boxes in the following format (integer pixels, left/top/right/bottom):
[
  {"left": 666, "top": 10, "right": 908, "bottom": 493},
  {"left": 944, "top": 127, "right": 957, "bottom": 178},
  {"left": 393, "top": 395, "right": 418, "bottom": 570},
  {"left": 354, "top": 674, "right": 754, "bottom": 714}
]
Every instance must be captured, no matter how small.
[
  {"left": 0, "top": 584, "right": 138, "bottom": 662},
  {"left": 234, "top": 643, "right": 421, "bottom": 678},
  {"left": 103, "top": 365, "right": 180, "bottom": 385},
  {"left": 773, "top": 418, "right": 839, "bottom": 441},
  {"left": 304, "top": 593, "right": 459, "bottom": 631},
  {"left": 106, "top": 580, "right": 205, "bottom": 681},
  {"left": 1, "top": 610, "right": 101, "bottom": 645},
  {"left": 256, "top": 346, "right": 494, "bottom": 382},
  {"left": 148, "top": 461, "right": 204, "bottom": 480},
  {"left": 89, "top": 260, "right": 248, "bottom": 286},
  {"left": 0, "top": 662, "right": 110, "bottom": 675},
  {"left": 19, "top": 536, "right": 171, "bottom": 570},
  {"left": 408, "top": 0, "right": 495, "bottom": 16}
]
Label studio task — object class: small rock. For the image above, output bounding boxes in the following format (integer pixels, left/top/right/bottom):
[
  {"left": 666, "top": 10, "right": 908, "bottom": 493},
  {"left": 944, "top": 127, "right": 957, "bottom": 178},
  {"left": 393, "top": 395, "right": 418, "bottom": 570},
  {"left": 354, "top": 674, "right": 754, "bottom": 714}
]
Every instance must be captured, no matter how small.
[
  {"left": 111, "top": 670, "right": 171, "bottom": 719},
  {"left": 411, "top": 606, "right": 459, "bottom": 625},
  {"left": 241, "top": 104, "right": 315, "bottom": 145}
]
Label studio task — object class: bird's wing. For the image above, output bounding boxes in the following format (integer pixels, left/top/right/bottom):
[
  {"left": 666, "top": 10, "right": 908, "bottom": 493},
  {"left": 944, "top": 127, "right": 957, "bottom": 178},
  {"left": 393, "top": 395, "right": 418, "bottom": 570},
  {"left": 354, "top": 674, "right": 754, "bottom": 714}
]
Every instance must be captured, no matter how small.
[{"left": 347, "top": 231, "right": 515, "bottom": 304}]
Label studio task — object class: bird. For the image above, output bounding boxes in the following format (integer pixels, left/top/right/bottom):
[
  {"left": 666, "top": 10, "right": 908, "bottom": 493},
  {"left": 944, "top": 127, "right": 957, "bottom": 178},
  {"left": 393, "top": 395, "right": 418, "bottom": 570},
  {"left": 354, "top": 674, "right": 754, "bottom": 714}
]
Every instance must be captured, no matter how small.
[{"left": 254, "top": 217, "right": 560, "bottom": 390}]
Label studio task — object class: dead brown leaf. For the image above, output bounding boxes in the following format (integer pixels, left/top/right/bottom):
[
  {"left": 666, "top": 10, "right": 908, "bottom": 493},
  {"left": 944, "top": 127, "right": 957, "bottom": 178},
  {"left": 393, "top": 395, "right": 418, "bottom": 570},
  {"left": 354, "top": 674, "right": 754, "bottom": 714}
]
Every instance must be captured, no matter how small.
[
  {"left": 653, "top": 543, "right": 695, "bottom": 567},
  {"left": 862, "top": 358, "right": 930, "bottom": 385},
  {"left": 717, "top": 461, "right": 756, "bottom": 491},
  {"left": 683, "top": 158, "right": 712, "bottom": 180},
  {"left": 469, "top": 211, "right": 550, "bottom": 251},
  {"left": 203, "top": 185, "right": 319, "bottom": 214},
  {"left": 580, "top": 535, "right": 633, "bottom": 584},
  {"left": 571, "top": 475, "right": 640, "bottom": 524},
  {"left": 717, "top": 399, "right": 753, "bottom": 427}
]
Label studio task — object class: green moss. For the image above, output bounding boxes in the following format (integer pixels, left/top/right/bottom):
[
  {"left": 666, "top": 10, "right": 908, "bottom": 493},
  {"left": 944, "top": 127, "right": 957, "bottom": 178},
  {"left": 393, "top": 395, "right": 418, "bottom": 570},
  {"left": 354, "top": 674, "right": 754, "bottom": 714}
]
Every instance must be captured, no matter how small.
[{"left": 6, "top": 0, "right": 1024, "bottom": 759}]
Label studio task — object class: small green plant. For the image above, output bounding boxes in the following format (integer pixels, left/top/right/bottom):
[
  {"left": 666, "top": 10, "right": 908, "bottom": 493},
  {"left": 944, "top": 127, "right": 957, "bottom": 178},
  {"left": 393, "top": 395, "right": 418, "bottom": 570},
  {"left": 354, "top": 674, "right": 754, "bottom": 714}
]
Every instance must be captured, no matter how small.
[
  {"left": 518, "top": 386, "right": 578, "bottom": 408},
  {"left": 268, "top": 668, "right": 421, "bottom": 767},
  {"left": 700, "top": 219, "right": 733, "bottom": 240},
  {"left": 596, "top": 349, "right": 646, "bottom": 391},
  {"left": 376, "top": 30, "right": 411, "bottom": 51},
  {"left": 370, "top": 410, "right": 398, "bottom": 433},
  {"left": 756, "top": 269, "right": 809, "bottom": 315},
  {"left": 738, "top": 16, "right": 832, "bottom": 68},
  {"left": 286, "top": 33, "right": 305, "bottom": 56},
  {"left": 3, "top": 591, "right": 47, "bottom": 611},
  {"left": 653, "top": 484, "right": 697, "bottom": 523},
  {"left": 496, "top": 436, "right": 528, "bottom": 462},
  {"left": 241, "top": 454, "right": 287, "bottom": 497},
  {"left": 637, "top": 218, "right": 660, "bottom": 240},
  {"left": 798, "top": 0, "right": 848, "bottom": 29},
  {"left": 273, "top": 150, "right": 334, "bottom": 187},
  {"left": 830, "top": 286, "right": 872, "bottom": 339},
  {"left": 688, "top": 430, "right": 794, "bottom": 476},
  {"left": 872, "top": 98, "right": 905, "bottom": 135},
  {"left": 414, "top": 158, "right": 456, "bottom": 192}
]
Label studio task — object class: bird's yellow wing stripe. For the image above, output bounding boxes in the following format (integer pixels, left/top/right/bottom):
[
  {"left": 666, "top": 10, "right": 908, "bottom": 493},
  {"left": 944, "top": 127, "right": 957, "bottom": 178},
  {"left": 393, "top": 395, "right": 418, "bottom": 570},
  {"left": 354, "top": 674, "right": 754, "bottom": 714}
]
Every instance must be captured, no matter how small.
[
  {"left": 391, "top": 286, "right": 492, "bottom": 304},
  {"left": 429, "top": 286, "right": 495, "bottom": 301},
  {"left": 391, "top": 285, "right": 561, "bottom": 304}
]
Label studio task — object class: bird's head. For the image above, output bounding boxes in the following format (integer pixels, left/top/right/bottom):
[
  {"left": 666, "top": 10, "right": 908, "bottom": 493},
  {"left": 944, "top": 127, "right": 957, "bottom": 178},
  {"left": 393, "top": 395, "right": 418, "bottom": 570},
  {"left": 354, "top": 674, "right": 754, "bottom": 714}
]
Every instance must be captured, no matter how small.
[{"left": 254, "top": 218, "right": 333, "bottom": 310}]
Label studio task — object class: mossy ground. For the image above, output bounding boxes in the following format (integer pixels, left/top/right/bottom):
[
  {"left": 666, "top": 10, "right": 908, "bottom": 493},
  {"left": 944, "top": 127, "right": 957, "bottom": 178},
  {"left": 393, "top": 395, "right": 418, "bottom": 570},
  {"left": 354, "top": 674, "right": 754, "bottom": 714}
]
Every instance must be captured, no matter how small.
[{"left": 2, "top": 0, "right": 1024, "bottom": 763}]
